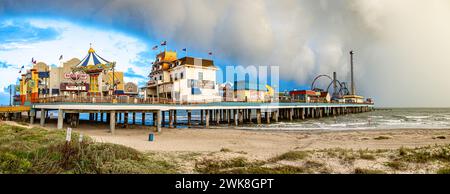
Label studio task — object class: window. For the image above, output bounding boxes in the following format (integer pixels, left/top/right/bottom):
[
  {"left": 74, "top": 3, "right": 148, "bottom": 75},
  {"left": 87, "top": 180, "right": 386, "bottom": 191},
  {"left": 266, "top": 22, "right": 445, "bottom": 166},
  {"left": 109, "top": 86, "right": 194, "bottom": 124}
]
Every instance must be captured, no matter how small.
[
  {"left": 180, "top": 72, "right": 184, "bottom": 79},
  {"left": 198, "top": 72, "right": 203, "bottom": 80},
  {"left": 159, "top": 75, "right": 162, "bottom": 80}
]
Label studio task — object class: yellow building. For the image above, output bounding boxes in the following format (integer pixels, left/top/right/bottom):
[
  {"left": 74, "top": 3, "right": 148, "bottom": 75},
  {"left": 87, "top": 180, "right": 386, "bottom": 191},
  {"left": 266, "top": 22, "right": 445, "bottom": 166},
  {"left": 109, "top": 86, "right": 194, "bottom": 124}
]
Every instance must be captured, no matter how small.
[{"left": 102, "top": 71, "right": 124, "bottom": 95}]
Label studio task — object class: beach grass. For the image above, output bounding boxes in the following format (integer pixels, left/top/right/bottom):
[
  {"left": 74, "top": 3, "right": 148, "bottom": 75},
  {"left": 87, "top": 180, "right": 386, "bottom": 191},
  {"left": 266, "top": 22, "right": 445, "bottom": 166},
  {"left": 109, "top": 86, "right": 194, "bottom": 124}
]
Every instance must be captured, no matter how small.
[
  {"left": 0, "top": 123, "right": 177, "bottom": 174},
  {"left": 270, "top": 151, "right": 309, "bottom": 162},
  {"left": 373, "top": 136, "right": 391, "bottom": 140},
  {"left": 354, "top": 168, "right": 386, "bottom": 174}
]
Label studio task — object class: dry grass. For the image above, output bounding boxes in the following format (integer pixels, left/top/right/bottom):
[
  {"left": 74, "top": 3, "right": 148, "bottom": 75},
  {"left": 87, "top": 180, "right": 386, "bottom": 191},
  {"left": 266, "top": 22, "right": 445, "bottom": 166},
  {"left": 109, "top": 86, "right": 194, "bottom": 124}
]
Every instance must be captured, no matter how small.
[{"left": 0, "top": 123, "right": 177, "bottom": 174}]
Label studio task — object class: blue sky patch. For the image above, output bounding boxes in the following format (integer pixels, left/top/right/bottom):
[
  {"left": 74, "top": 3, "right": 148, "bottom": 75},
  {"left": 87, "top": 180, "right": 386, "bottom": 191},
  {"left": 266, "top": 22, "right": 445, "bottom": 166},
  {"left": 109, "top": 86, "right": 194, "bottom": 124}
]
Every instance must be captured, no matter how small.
[
  {"left": 0, "top": 19, "right": 60, "bottom": 45},
  {"left": 124, "top": 67, "right": 146, "bottom": 80}
]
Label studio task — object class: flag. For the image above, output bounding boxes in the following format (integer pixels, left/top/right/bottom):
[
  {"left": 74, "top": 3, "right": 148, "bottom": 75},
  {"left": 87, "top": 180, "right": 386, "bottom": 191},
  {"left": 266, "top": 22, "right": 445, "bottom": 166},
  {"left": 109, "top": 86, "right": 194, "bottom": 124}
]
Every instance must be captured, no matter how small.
[
  {"left": 18, "top": 70, "right": 21, "bottom": 74},
  {"left": 208, "top": 51, "right": 213, "bottom": 55},
  {"left": 152, "top": 45, "right": 158, "bottom": 50},
  {"left": 160, "top": 40, "right": 167, "bottom": 46},
  {"left": 31, "top": 57, "right": 34, "bottom": 63},
  {"left": 59, "top": 55, "right": 63, "bottom": 60},
  {"left": 21, "top": 65, "right": 24, "bottom": 69},
  {"left": 182, "top": 48, "right": 187, "bottom": 52}
]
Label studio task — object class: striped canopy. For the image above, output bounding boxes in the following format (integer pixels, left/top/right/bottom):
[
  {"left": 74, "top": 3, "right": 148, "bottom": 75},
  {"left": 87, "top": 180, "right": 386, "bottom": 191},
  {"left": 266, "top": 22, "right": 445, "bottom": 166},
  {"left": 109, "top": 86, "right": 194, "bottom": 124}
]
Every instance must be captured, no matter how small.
[{"left": 77, "top": 47, "right": 110, "bottom": 67}]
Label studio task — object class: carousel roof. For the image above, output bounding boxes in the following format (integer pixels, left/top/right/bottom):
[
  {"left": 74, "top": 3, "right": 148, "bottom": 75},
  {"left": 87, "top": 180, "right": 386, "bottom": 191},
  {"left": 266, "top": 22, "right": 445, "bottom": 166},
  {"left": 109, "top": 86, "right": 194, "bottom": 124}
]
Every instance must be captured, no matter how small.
[{"left": 77, "top": 46, "right": 110, "bottom": 67}]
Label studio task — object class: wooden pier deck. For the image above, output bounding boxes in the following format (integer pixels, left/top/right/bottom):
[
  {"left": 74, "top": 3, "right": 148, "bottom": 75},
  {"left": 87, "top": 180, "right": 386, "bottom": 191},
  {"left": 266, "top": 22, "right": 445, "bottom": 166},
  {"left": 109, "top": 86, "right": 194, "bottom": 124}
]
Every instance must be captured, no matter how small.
[{"left": 29, "top": 102, "right": 374, "bottom": 134}]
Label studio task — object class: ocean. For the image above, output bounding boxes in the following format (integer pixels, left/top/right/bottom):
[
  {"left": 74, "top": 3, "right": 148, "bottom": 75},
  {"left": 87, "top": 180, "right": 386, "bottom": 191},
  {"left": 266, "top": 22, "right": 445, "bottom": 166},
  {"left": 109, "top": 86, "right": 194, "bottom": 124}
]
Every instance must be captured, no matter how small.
[{"left": 69, "top": 108, "right": 450, "bottom": 131}]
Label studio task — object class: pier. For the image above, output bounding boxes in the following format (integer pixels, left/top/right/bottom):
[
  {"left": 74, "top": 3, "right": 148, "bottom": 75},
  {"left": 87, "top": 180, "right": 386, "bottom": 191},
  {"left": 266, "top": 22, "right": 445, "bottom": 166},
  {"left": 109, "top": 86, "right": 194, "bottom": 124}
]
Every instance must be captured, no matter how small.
[{"left": 28, "top": 102, "right": 374, "bottom": 134}]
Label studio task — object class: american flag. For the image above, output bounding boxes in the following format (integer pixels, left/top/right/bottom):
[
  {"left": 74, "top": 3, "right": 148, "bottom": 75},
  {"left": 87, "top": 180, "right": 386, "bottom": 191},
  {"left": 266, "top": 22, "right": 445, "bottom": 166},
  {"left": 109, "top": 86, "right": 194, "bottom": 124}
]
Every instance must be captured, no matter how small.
[
  {"left": 152, "top": 45, "right": 158, "bottom": 50},
  {"left": 208, "top": 51, "right": 213, "bottom": 55},
  {"left": 182, "top": 48, "right": 187, "bottom": 52},
  {"left": 160, "top": 40, "right": 167, "bottom": 46}
]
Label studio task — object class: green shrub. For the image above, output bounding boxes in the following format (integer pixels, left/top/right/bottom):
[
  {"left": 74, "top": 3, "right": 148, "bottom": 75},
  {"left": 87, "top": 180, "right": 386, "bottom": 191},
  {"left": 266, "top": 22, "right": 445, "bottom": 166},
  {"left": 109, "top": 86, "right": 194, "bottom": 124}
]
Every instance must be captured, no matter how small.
[
  {"left": 354, "top": 168, "right": 385, "bottom": 174},
  {"left": 271, "top": 151, "right": 308, "bottom": 161}
]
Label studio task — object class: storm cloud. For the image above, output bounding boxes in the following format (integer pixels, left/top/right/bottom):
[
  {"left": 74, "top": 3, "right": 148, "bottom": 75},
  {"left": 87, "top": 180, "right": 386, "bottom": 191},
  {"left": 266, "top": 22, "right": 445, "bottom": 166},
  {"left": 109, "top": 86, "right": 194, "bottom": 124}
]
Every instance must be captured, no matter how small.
[{"left": 1, "top": 0, "right": 450, "bottom": 107}]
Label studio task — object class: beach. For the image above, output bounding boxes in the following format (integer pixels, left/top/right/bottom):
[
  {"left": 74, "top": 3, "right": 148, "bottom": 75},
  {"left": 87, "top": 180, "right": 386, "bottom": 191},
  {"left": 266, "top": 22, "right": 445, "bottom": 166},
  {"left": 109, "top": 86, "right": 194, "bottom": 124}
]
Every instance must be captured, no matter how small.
[
  {"left": 29, "top": 120, "right": 450, "bottom": 158},
  {"left": 85, "top": 128, "right": 450, "bottom": 156},
  {"left": 4, "top": 120, "right": 450, "bottom": 173}
]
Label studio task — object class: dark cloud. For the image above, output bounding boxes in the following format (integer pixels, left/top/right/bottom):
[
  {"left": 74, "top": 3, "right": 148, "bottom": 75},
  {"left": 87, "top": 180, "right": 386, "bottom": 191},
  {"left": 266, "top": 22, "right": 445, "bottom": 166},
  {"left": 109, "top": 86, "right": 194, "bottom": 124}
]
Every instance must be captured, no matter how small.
[{"left": 1, "top": 0, "right": 450, "bottom": 107}]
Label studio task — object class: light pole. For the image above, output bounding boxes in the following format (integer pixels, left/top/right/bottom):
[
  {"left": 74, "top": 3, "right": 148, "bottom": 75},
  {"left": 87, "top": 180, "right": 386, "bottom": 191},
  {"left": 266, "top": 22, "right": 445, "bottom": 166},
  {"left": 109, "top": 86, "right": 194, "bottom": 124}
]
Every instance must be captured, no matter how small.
[{"left": 9, "top": 85, "right": 12, "bottom": 106}]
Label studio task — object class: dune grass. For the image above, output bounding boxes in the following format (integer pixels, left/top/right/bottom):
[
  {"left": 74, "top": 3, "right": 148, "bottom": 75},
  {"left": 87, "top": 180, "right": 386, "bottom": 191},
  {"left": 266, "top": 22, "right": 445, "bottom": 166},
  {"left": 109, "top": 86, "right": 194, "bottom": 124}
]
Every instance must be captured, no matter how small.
[{"left": 0, "top": 123, "right": 177, "bottom": 174}]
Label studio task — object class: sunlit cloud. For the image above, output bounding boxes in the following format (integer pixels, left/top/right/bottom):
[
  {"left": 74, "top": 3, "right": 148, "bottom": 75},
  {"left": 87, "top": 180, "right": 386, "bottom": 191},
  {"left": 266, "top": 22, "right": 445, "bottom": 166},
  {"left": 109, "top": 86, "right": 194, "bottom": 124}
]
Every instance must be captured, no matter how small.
[{"left": 0, "top": 18, "right": 151, "bottom": 99}]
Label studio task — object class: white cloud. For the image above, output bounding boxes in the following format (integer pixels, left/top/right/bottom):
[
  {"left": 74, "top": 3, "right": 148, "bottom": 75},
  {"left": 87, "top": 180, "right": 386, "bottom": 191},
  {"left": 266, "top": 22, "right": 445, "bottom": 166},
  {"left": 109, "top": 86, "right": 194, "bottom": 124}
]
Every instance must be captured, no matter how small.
[{"left": 0, "top": 18, "right": 149, "bottom": 93}]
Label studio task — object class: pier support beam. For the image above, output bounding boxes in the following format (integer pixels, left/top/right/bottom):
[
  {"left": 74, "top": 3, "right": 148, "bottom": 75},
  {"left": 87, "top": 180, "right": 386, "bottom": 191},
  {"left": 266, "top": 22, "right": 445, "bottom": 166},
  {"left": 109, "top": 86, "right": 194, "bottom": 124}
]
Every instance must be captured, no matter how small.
[
  {"left": 157, "top": 110, "right": 162, "bottom": 132},
  {"left": 266, "top": 111, "right": 271, "bottom": 124},
  {"left": 239, "top": 110, "right": 244, "bottom": 125},
  {"left": 216, "top": 110, "right": 220, "bottom": 125},
  {"left": 142, "top": 112, "right": 146, "bottom": 125},
  {"left": 29, "top": 110, "right": 35, "bottom": 125},
  {"left": 124, "top": 112, "right": 129, "bottom": 128},
  {"left": 152, "top": 112, "right": 156, "bottom": 126},
  {"left": 200, "top": 110, "right": 204, "bottom": 125},
  {"left": 274, "top": 110, "right": 279, "bottom": 122},
  {"left": 187, "top": 111, "right": 192, "bottom": 126},
  {"left": 57, "top": 109, "right": 64, "bottom": 130},
  {"left": 301, "top": 108, "right": 305, "bottom": 120},
  {"left": 40, "top": 109, "right": 45, "bottom": 127},
  {"left": 289, "top": 108, "right": 294, "bottom": 121},
  {"left": 110, "top": 111, "right": 116, "bottom": 134},
  {"left": 234, "top": 110, "right": 238, "bottom": 126},
  {"left": 256, "top": 109, "right": 262, "bottom": 124},
  {"left": 174, "top": 110, "right": 177, "bottom": 125},
  {"left": 205, "top": 109, "right": 210, "bottom": 128},
  {"left": 169, "top": 110, "right": 174, "bottom": 128},
  {"left": 132, "top": 112, "right": 136, "bottom": 124}
]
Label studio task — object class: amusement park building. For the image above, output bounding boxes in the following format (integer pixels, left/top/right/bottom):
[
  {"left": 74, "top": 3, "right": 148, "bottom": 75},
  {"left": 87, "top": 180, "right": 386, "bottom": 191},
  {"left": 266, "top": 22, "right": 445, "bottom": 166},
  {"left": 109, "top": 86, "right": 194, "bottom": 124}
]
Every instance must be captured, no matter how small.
[
  {"left": 142, "top": 51, "right": 221, "bottom": 103},
  {"left": 17, "top": 46, "right": 134, "bottom": 105}
]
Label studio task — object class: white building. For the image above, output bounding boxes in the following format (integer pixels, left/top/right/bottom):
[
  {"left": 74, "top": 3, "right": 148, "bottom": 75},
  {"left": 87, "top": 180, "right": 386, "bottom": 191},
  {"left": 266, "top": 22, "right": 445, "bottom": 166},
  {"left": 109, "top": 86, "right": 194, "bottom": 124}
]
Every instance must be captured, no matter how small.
[{"left": 143, "top": 51, "right": 221, "bottom": 103}]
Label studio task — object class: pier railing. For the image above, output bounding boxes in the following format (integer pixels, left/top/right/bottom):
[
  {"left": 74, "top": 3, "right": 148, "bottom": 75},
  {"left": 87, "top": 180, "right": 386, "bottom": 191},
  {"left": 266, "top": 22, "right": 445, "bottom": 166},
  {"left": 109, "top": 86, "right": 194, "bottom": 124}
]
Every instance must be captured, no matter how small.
[
  {"left": 36, "top": 95, "right": 225, "bottom": 105},
  {"left": 35, "top": 95, "right": 374, "bottom": 105}
]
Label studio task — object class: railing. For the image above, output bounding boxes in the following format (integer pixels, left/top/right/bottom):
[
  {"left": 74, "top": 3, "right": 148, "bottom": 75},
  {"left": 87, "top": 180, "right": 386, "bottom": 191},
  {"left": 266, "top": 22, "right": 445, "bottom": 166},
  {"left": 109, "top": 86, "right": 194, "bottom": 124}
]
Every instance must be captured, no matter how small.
[{"left": 36, "top": 95, "right": 374, "bottom": 106}]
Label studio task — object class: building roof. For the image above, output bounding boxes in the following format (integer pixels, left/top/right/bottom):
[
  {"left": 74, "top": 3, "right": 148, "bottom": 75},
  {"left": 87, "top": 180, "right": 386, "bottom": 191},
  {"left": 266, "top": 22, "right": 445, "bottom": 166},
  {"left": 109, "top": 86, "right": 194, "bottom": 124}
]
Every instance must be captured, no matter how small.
[
  {"left": 177, "top": 57, "right": 214, "bottom": 67},
  {"left": 343, "top": 95, "right": 364, "bottom": 99},
  {"left": 289, "top": 90, "right": 317, "bottom": 96},
  {"left": 319, "top": 92, "right": 330, "bottom": 98},
  {"left": 77, "top": 46, "right": 110, "bottom": 67}
]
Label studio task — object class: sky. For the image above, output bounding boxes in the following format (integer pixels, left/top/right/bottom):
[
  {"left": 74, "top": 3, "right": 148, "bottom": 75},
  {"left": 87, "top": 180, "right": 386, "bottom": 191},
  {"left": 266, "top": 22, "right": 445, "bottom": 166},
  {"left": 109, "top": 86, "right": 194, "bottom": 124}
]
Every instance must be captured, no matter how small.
[{"left": 1, "top": 0, "right": 450, "bottom": 107}]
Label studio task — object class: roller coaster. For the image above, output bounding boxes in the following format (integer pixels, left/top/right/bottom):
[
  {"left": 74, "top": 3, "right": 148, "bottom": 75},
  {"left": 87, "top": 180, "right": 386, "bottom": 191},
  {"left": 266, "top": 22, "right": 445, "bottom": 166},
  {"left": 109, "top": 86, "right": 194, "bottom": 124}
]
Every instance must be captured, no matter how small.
[{"left": 310, "top": 73, "right": 350, "bottom": 99}]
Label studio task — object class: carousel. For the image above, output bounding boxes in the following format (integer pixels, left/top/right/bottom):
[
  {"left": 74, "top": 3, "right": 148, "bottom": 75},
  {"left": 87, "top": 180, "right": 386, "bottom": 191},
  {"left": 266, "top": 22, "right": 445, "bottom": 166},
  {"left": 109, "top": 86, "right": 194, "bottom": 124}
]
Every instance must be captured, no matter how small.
[{"left": 72, "top": 45, "right": 116, "bottom": 96}]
